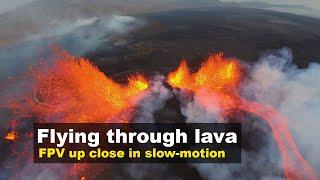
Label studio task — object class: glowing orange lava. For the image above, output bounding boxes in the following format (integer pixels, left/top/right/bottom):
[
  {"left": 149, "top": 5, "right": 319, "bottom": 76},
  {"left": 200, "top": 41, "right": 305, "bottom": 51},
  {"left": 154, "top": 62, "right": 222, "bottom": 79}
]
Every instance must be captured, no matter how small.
[
  {"left": 168, "top": 53, "right": 241, "bottom": 109},
  {"left": 168, "top": 53, "right": 240, "bottom": 92},
  {"left": 3, "top": 49, "right": 149, "bottom": 179},
  {"left": 25, "top": 50, "right": 149, "bottom": 123},
  {"left": 167, "top": 53, "right": 317, "bottom": 180},
  {"left": 5, "top": 131, "right": 19, "bottom": 141}
]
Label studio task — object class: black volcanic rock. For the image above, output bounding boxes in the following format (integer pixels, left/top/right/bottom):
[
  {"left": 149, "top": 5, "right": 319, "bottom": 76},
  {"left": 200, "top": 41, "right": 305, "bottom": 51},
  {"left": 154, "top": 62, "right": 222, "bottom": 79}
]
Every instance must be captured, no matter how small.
[{"left": 86, "top": 7, "right": 320, "bottom": 80}]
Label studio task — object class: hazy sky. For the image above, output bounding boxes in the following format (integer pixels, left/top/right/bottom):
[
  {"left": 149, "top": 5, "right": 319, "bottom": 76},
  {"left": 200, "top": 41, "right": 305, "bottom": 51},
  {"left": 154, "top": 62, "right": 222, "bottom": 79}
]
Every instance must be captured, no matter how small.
[
  {"left": 0, "top": 0, "right": 36, "bottom": 14},
  {"left": 220, "top": 0, "right": 320, "bottom": 11},
  {"left": 0, "top": 0, "right": 320, "bottom": 14}
]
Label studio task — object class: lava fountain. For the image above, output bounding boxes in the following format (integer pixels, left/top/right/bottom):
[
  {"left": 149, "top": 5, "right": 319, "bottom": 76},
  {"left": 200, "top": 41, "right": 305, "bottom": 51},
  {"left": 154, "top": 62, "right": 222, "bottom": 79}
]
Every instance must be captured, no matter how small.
[
  {"left": 19, "top": 49, "right": 149, "bottom": 123},
  {"left": 3, "top": 49, "right": 149, "bottom": 179},
  {"left": 167, "top": 53, "right": 317, "bottom": 180}
]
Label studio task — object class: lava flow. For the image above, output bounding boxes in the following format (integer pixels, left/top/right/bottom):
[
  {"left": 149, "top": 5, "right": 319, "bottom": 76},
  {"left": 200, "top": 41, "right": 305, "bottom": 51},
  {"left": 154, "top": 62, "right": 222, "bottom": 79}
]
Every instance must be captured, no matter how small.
[
  {"left": 167, "top": 53, "right": 317, "bottom": 180},
  {"left": 18, "top": 49, "right": 149, "bottom": 123}
]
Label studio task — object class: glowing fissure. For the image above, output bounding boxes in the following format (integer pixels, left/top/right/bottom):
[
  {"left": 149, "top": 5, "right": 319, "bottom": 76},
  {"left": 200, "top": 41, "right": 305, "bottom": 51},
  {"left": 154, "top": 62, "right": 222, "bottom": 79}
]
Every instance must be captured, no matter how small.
[{"left": 167, "top": 53, "right": 317, "bottom": 180}]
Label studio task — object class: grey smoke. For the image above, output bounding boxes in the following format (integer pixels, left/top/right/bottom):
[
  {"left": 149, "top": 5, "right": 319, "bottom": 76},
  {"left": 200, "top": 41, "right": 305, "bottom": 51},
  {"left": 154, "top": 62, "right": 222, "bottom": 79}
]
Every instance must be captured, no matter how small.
[
  {"left": 174, "top": 89, "right": 284, "bottom": 179},
  {"left": 0, "top": 14, "right": 145, "bottom": 180},
  {"left": 122, "top": 76, "right": 173, "bottom": 180},
  {"left": 134, "top": 75, "right": 172, "bottom": 123},
  {"left": 178, "top": 89, "right": 223, "bottom": 123},
  {"left": 27, "top": 15, "right": 142, "bottom": 54},
  {"left": 0, "top": 15, "right": 143, "bottom": 80},
  {"left": 242, "top": 47, "right": 320, "bottom": 175},
  {"left": 0, "top": 13, "right": 144, "bottom": 133},
  {"left": 174, "top": 47, "right": 320, "bottom": 179},
  {"left": 0, "top": 0, "right": 36, "bottom": 14}
]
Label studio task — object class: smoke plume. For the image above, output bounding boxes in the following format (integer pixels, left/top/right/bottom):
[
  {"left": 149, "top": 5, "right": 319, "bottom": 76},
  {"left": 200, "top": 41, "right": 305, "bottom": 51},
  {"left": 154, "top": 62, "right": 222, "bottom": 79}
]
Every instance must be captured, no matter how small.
[
  {"left": 134, "top": 75, "right": 172, "bottom": 123},
  {"left": 242, "top": 47, "right": 320, "bottom": 174},
  {"left": 0, "top": 15, "right": 143, "bottom": 80},
  {"left": 173, "top": 47, "right": 320, "bottom": 179}
]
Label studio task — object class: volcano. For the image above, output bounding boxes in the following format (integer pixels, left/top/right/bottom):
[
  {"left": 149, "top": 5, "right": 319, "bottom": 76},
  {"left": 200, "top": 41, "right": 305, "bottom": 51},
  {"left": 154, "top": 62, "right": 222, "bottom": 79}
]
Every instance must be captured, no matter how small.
[{"left": 1, "top": 6, "right": 320, "bottom": 180}]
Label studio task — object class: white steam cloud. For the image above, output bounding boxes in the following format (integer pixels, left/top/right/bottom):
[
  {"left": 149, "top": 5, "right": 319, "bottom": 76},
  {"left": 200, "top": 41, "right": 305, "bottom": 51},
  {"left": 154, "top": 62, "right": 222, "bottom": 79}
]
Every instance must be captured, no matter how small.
[
  {"left": 242, "top": 47, "right": 320, "bottom": 174},
  {"left": 123, "top": 76, "right": 173, "bottom": 180},
  {"left": 134, "top": 75, "right": 172, "bottom": 123},
  {"left": 178, "top": 89, "right": 224, "bottom": 123},
  {"left": 0, "top": 15, "right": 143, "bottom": 80},
  {"left": 175, "top": 89, "right": 284, "bottom": 179},
  {"left": 0, "top": 14, "right": 145, "bottom": 180},
  {"left": 174, "top": 47, "right": 320, "bottom": 179}
]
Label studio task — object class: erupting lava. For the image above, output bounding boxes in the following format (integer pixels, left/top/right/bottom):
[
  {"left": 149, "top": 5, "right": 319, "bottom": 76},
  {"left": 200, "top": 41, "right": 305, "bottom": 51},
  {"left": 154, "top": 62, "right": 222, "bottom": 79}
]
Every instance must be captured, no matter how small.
[
  {"left": 168, "top": 53, "right": 240, "bottom": 109},
  {"left": 5, "top": 131, "right": 19, "bottom": 141},
  {"left": 22, "top": 49, "right": 149, "bottom": 123},
  {"left": 3, "top": 49, "right": 317, "bottom": 179},
  {"left": 167, "top": 53, "right": 317, "bottom": 180},
  {"left": 4, "top": 49, "right": 149, "bottom": 178}
]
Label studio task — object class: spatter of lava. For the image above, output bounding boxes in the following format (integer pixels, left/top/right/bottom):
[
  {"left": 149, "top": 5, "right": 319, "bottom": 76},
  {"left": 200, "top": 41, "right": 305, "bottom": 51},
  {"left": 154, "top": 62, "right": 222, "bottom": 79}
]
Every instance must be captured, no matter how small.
[
  {"left": 168, "top": 53, "right": 241, "bottom": 110},
  {"left": 3, "top": 49, "right": 149, "bottom": 179},
  {"left": 21, "top": 49, "right": 149, "bottom": 123},
  {"left": 5, "top": 131, "right": 19, "bottom": 141},
  {"left": 167, "top": 53, "right": 317, "bottom": 180}
]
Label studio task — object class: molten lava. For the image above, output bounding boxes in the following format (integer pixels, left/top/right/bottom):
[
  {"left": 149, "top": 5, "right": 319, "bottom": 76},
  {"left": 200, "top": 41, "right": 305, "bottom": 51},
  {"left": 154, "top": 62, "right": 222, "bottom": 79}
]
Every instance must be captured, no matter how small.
[
  {"left": 4, "top": 49, "right": 149, "bottom": 178},
  {"left": 5, "top": 131, "right": 19, "bottom": 141},
  {"left": 168, "top": 53, "right": 240, "bottom": 109},
  {"left": 167, "top": 53, "right": 317, "bottom": 180},
  {"left": 25, "top": 50, "right": 149, "bottom": 123},
  {"left": 168, "top": 53, "right": 240, "bottom": 92}
]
